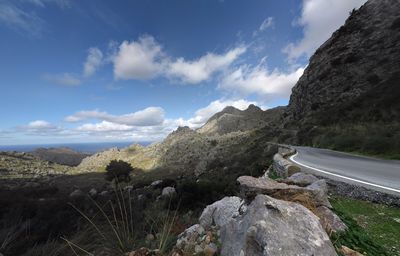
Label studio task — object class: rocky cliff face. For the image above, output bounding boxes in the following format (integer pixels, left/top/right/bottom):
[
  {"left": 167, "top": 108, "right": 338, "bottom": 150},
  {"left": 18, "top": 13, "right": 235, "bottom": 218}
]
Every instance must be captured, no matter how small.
[
  {"left": 283, "top": 0, "right": 400, "bottom": 155},
  {"left": 287, "top": 0, "right": 400, "bottom": 124}
]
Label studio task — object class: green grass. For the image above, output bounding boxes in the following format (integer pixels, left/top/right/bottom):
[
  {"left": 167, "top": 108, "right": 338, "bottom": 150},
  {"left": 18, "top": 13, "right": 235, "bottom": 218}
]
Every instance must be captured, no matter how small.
[{"left": 331, "top": 196, "right": 400, "bottom": 256}]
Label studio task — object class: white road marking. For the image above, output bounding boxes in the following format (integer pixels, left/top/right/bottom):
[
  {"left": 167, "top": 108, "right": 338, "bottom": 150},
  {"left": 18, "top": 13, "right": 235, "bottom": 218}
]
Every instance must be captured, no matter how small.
[{"left": 289, "top": 152, "right": 400, "bottom": 194}]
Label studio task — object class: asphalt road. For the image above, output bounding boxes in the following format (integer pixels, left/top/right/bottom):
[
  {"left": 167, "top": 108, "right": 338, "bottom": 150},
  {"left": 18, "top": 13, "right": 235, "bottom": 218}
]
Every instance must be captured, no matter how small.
[{"left": 289, "top": 146, "right": 400, "bottom": 195}]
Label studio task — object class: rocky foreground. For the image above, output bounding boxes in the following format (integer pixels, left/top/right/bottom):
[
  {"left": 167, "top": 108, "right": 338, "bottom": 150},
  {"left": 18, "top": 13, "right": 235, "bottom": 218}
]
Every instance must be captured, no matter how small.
[{"left": 124, "top": 170, "right": 357, "bottom": 256}]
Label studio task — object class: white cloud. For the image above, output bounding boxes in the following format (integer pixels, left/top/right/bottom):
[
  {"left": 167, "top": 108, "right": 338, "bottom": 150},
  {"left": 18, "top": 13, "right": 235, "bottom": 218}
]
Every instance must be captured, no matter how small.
[
  {"left": 259, "top": 17, "right": 274, "bottom": 31},
  {"left": 26, "top": 0, "right": 71, "bottom": 9},
  {"left": 0, "top": 0, "right": 71, "bottom": 36},
  {"left": 74, "top": 122, "right": 175, "bottom": 142},
  {"left": 219, "top": 64, "right": 305, "bottom": 99},
  {"left": 187, "top": 99, "right": 257, "bottom": 126},
  {"left": 284, "top": 0, "right": 367, "bottom": 61},
  {"left": 27, "top": 120, "right": 52, "bottom": 128},
  {"left": 18, "top": 120, "right": 64, "bottom": 135},
  {"left": 167, "top": 47, "right": 246, "bottom": 84},
  {"left": 112, "top": 35, "right": 246, "bottom": 84},
  {"left": 83, "top": 47, "right": 103, "bottom": 77},
  {"left": 113, "top": 35, "right": 164, "bottom": 80},
  {"left": 65, "top": 110, "right": 108, "bottom": 122},
  {"left": 43, "top": 73, "right": 81, "bottom": 86},
  {"left": 65, "top": 107, "right": 165, "bottom": 126},
  {"left": 0, "top": 2, "right": 44, "bottom": 36},
  {"left": 77, "top": 121, "right": 132, "bottom": 132}
]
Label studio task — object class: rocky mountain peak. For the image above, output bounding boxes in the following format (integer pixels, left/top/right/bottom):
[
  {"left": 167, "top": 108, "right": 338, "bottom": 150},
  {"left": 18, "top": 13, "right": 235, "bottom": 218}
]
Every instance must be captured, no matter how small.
[{"left": 244, "top": 104, "right": 262, "bottom": 113}]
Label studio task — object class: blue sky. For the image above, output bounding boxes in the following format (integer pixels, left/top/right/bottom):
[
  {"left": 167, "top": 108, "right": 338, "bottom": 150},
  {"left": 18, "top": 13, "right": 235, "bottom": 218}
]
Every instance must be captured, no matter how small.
[{"left": 0, "top": 0, "right": 366, "bottom": 145}]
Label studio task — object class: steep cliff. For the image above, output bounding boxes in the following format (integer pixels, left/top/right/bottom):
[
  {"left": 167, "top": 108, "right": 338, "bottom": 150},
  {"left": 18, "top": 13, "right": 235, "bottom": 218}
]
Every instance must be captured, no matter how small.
[
  {"left": 288, "top": 0, "right": 400, "bottom": 123},
  {"left": 285, "top": 0, "right": 400, "bottom": 156}
]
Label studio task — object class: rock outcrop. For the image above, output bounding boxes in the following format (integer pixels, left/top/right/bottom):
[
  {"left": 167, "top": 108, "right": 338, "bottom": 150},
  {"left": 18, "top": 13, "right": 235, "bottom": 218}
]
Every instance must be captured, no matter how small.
[
  {"left": 287, "top": 0, "right": 400, "bottom": 124},
  {"left": 283, "top": 0, "right": 400, "bottom": 153},
  {"left": 175, "top": 168, "right": 349, "bottom": 255},
  {"left": 220, "top": 195, "right": 337, "bottom": 256},
  {"left": 178, "top": 193, "right": 337, "bottom": 256}
]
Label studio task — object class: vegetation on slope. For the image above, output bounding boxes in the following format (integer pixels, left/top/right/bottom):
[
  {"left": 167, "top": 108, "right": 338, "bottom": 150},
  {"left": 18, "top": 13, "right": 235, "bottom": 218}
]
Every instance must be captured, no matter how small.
[{"left": 331, "top": 196, "right": 400, "bottom": 256}]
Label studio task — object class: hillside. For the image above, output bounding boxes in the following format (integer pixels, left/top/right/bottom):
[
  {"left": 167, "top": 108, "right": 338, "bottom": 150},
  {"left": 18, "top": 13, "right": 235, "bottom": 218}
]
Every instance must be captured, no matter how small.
[
  {"left": 32, "top": 147, "right": 90, "bottom": 166},
  {"left": 198, "top": 104, "right": 284, "bottom": 135},
  {"left": 77, "top": 124, "right": 280, "bottom": 183},
  {"left": 283, "top": 0, "right": 400, "bottom": 157},
  {"left": 0, "top": 151, "right": 71, "bottom": 182}
]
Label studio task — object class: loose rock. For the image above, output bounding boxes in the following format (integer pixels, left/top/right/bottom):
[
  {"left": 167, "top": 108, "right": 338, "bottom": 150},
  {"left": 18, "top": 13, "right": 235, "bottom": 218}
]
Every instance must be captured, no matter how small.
[
  {"left": 284, "top": 172, "right": 319, "bottom": 186},
  {"left": 340, "top": 245, "right": 364, "bottom": 256},
  {"left": 69, "top": 189, "right": 84, "bottom": 198},
  {"left": 161, "top": 186, "right": 176, "bottom": 198},
  {"left": 88, "top": 188, "right": 97, "bottom": 197},
  {"left": 220, "top": 194, "right": 337, "bottom": 256},
  {"left": 199, "top": 196, "right": 245, "bottom": 229}
]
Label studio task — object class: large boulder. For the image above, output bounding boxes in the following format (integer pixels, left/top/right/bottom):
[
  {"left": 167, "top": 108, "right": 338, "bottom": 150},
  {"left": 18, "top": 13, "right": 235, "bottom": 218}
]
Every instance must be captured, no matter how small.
[
  {"left": 220, "top": 194, "right": 337, "bottom": 256},
  {"left": 237, "top": 176, "right": 332, "bottom": 208},
  {"left": 283, "top": 172, "right": 319, "bottom": 186},
  {"left": 199, "top": 196, "right": 245, "bottom": 229}
]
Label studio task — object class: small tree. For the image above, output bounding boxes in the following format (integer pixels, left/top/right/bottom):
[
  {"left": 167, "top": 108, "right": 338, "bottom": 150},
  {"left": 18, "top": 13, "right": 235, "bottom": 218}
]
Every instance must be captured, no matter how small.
[{"left": 105, "top": 160, "right": 133, "bottom": 182}]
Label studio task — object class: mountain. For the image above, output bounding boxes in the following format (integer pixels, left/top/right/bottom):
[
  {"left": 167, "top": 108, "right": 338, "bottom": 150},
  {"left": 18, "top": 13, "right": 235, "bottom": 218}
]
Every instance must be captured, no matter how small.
[
  {"left": 32, "top": 147, "right": 91, "bottom": 166},
  {"left": 283, "top": 0, "right": 400, "bottom": 157},
  {"left": 76, "top": 106, "right": 282, "bottom": 180},
  {"left": 77, "top": 0, "right": 400, "bottom": 176},
  {"left": 198, "top": 104, "right": 284, "bottom": 135}
]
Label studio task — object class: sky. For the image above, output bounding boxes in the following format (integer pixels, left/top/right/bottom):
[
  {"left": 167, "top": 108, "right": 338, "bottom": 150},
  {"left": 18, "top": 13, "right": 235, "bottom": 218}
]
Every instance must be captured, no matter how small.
[{"left": 0, "top": 0, "right": 367, "bottom": 145}]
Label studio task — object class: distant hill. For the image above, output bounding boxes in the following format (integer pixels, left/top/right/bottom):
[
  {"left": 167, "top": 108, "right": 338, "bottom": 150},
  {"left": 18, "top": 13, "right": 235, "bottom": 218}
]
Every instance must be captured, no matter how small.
[
  {"left": 32, "top": 147, "right": 90, "bottom": 166},
  {"left": 0, "top": 151, "right": 71, "bottom": 180},
  {"left": 198, "top": 104, "right": 285, "bottom": 136},
  {"left": 76, "top": 112, "right": 280, "bottom": 181}
]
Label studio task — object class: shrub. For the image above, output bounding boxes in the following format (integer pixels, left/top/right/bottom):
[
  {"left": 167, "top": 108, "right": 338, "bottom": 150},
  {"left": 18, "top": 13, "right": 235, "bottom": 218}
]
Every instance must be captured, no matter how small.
[{"left": 105, "top": 160, "right": 134, "bottom": 182}]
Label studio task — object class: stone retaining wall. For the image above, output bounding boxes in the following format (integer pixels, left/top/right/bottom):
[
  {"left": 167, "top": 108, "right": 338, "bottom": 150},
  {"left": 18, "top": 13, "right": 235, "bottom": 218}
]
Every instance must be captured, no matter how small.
[{"left": 272, "top": 145, "right": 300, "bottom": 178}]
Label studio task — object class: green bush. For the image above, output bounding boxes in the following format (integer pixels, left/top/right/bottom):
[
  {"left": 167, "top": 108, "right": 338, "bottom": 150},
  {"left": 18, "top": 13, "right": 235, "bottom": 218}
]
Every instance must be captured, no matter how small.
[{"left": 105, "top": 160, "right": 134, "bottom": 182}]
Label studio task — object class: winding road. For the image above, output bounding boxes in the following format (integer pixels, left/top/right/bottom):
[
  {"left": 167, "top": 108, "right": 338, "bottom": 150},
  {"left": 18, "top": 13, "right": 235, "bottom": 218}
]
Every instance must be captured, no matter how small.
[{"left": 289, "top": 146, "right": 400, "bottom": 196}]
